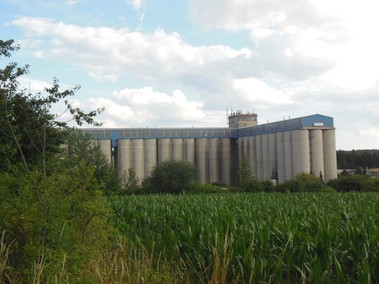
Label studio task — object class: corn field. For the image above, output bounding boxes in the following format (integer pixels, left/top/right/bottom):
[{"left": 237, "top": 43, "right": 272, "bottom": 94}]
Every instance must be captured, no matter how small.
[{"left": 108, "top": 193, "right": 379, "bottom": 283}]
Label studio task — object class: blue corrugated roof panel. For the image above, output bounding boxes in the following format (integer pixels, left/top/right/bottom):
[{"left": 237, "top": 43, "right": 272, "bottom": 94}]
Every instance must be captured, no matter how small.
[{"left": 81, "top": 114, "right": 334, "bottom": 140}]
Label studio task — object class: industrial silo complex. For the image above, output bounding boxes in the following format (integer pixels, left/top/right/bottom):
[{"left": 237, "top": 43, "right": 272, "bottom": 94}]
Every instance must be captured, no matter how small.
[{"left": 82, "top": 113, "right": 337, "bottom": 185}]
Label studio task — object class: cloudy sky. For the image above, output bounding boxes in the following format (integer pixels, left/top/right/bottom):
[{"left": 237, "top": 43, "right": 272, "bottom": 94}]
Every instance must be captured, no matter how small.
[{"left": 1, "top": 0, "right": 379, "bottom": 150}]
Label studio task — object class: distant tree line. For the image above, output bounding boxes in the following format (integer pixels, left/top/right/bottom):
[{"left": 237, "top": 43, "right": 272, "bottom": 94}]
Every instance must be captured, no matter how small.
[{"left": 337, "top": 149, "right": 379, "bottom": 169}]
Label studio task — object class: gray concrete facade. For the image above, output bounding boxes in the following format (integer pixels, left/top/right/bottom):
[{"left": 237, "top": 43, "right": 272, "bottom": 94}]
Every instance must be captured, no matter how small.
[{"left": 82, "top": 114, "right": 337, "bottom": 184}]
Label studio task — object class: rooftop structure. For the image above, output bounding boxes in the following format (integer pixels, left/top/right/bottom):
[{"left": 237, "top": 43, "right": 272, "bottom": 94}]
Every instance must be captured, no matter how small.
[{"left": 228, "top": 110, "right": 258, "bottom": 128}]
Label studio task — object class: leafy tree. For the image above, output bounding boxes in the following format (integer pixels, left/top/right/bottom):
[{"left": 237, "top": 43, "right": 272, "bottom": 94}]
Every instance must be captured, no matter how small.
[
  {"left": 237, "top": 154, "right": 263, "bottom": 191},
  {"left": 62, "top": 131, "right": 119, "bottom": 192},
  {"left": 0, "top": 39, "right": 104, "bottom": 173},
  {"left": 116, "top": 168, "right": 141, "bottom": 195},
  {"left": 238, "top": 154, "right": 255, "bottom": 186},
  {"left": 143, "top": 160, "right": 198, "bottom": 194},
  {"left": 0, "top": 39, "right": 115, "bottom": 281},
  {"left": 337, "top": 149, "right": 379, "bottom": 169}
]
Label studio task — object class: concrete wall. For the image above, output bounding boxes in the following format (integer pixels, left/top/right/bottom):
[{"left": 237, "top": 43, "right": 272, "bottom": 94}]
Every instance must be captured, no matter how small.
[
  {"left": 98, "top": 140, "right": 112, "bottom": 164},
  {"left": 310, "top": 129, "right": 324, "bottom": 179},
  {"left": 132, "top": 139, "right": 145, "bottom": 181},
  {"left": 117, "top": 139, "right": 131, "bottom": 178},
  {"left": 196, "top": 138, "right": 208, "bottom": 184},
  {"left": 283, "top": 131, "right": 293, "bottom": 181},
  {"left": 158, "top": 139, "right": 170, "bottom": 162},
  {"left": 268, "top": 133, "right": 277, "bottom": 180},
  {"left": 276, "top": 132, "right": 285, "bottom": 183},
  {"left": 323, "top": 129, "right": 337, "bottom": 182},
  {"left": 220, "top": 138, "right": 231, "bottom": 185},
  {"left": 171, "top": 139, "right": 183, "bottom": 161},
  {"left": 292, "top": 130, "right": 311, "bottom": 176},
  {"left": 255, "top": 135, "right": 263, "bottom": 180},
  {"left": 99, "top": 127, "right": 337, "bottom": 185},
  {"left": 144, "top": 139, "right": 157, "bottom": 178},
  {"left": 248, "top": 136, "right": 256, "bottom": 178},
  {"left": 208, "top": 138, "right": 220, "bottom": 184},
  {"left": 184, "top": 138, "right": 195, "bottom": 164}
]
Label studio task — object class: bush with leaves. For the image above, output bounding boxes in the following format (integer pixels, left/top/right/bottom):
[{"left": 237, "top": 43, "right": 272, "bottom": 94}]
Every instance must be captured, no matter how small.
[
  {"left": 143, "top": 160, "right": 198, "bottom": 194},
  {"left": 0, "top": 39, "right": 116, "bottom": 281},
  {"left": 327, "top": 174, "right": 379, "bottom": 192},
  {"left": 63, "top": 131, "right": 120, "bottom": 193},
  {"left": 0, "top": 39, "right": 104, "bottom": 174},
  {"left": 277, "top": 173, "right": 324, "bottom": 193},
  {"left": 115, "top": 168, "right": 141, "bottom": 195},
  {"left": 0, "top": 164, "right": 116, "bottom": 282}
]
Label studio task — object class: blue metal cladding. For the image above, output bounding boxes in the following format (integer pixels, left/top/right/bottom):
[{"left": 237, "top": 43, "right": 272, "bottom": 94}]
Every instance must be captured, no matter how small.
[
  {"left": 237, "top": 114, "right": 334, "bottom": 137},
  {"left": 81, "top": 114, "right": 334, "bottom": 140}
]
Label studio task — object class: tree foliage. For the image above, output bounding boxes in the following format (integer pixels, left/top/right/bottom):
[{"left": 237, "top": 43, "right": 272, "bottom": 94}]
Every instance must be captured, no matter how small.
[
  {"left": 276, "top": 173, "right": 325, "bottom": 193},
  {"left": 0, "top": 39, "right": 115, "bottom": 281},
  {"left": 0, "top": 39, "right": 104, "bottom": 173},
  {"left": 143, "top": 160, "right": 198, "bottom": 194},
  {"left": 238, "top": 154, "right": 255, "bottom": 186},
  {"left": 0, "top": 166, "right": 115, "bottom": 281},
  {"left": 337, "top": 149, "right": 379, "bottom": 170},
  {"left": 328, "top": 175, "right": 379, "bottom": 192}
]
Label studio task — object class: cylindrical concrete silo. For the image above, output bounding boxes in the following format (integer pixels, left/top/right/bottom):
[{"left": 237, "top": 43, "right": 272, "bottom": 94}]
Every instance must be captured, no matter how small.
[
  {"left": 284, "top": 131, "right": 293, "bottom": 180},
  {"left": 292, "top": 130, "right": 310, "bottom": 176},
  {"left": 208, "top": 138, "right": 219, "bottom": 184},
  {"left": 131, "top": 139, "right": 145, "bottom": 181},
  {"left": 220, "top": 138, "right": 231, "bottom": 185},
  {"left": 158, "top": 138, "right": 170, "bottom": 162},
  {"left": 255, "top": 135, "right": 263, "bottom": 180},
  {"left": 276, "top": 132, "right": 285, "bottom": 183},
  {"left": 117, "top": 139, "right": 131, "bottom": 178},
  {"left": 144, "top": 139, "right": 157, "bottom": 178},
  {"left": 98, "top": 139, "right": 112, "bottom": 164},
  {"left": 243, "top": 137, "right": 249, "bottom": 159},
  {"left": 239, "top": 137, "right": 245, "bottom": 162},
  {"left": 323, "top": 129, "right": 337, "bottom": 182},
  {"left": 248, "top": 136, "right": 257, "bottom": 178},
  {"left": 262, "top": 134, "right": 270, "bottom": 180},
  {"left": 309, "top": 129, "right": 324, "bottom": 179},
  {"left": 171, "top": 138, "right": 183, "bottom": 161},
  {"left": 268, "top": 133, "right": 277, "bottom": 180},
  {"left": 184, "top": 138, "right": 195, "bottom": 164},
  {"left": 196, "top": 138, "right": 208, "bottom": 184}
]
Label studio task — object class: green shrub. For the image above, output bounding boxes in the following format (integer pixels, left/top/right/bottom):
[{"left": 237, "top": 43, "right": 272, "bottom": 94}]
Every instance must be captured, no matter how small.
[
  {"left": 328, "top": 174, "right": 379, "bottom": 192},
  {"left": 143, "top": 160, "right": 198, "bottom": 194},
  {"left": 0, "top": 165, "right": 115, "bottom": 282},
  {"left": 277, "top": 173, "right": 324, "bottom": 192}
]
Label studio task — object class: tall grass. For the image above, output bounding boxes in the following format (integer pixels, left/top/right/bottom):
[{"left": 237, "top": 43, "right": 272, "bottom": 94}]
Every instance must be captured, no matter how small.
[
  {"left": 0, "top": 231, "right": 12, "bottom": 284},
  {"left": 108, "top": 192, "right": 379, "bottom": 283},
  {"left": 3, "top": 193, "right": 379, "bottom": 282}
]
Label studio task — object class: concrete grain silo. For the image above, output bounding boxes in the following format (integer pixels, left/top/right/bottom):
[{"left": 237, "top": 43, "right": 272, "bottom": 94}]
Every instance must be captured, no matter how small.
[
  {"left": 117, "top": 139, "right": 131, "bottom": 177},
  {"left": 158, "top": 138, "right": 170, "bottom": 162},
  {"left": 82, "top": 113, "right": 337, "bottom": 185},
  {"left": 144, "top": 139, "right": 157, "bottom": 177},
  {"left": 131, "top": 139, "right": 144, "bottom": 181},
  {"left": 184, "top": 138, "right": 195, "bottom": 164},
  {"left": 98, "top": 139, "right": 112, "bottom": 164}
]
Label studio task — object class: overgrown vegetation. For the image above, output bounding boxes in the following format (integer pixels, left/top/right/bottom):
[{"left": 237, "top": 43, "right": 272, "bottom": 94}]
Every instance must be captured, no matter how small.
[
  {"left": 0, "top": 39, "right": 116, "bottom": 282},
  {"left": 109, "top": 192, "right": 379, "bottom": 283}
]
